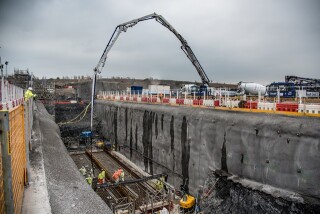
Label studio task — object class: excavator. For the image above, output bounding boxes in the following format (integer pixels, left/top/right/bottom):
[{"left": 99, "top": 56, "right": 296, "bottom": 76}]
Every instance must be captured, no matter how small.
[{"left": 90, "top": 13, "right": 211, "bottom": 130}]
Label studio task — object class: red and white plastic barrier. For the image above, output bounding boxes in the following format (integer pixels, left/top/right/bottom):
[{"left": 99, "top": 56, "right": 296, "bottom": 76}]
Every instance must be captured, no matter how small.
[
  {"left": 97, "top": 90, "right": 320, "bottom": 115},
  {"left": 184, "top": 99, "right": 193, "bottom": 105},
  {"left": 169, "top": 98, "right": 176, "bottom": 104},
  {"left": 276, "top": 103, "right": 298, "bottom": 112},
  {"left": 298, "top": 104, "right": 320, "bottom": 114},
  {"left": 0, "top": 80, "right": 24, "bottom": 110},
  {"left": 244, "top": 101, "right": 258, "bottom": 109},
  {"left": 203, "top": 100, "right": 214, "bottom": 107},
  {"left": 258, "top": 102, "right": 276, "bottom": 111},
  {"left": 224, "top": 100, "right": 240, "bottom": 108}
]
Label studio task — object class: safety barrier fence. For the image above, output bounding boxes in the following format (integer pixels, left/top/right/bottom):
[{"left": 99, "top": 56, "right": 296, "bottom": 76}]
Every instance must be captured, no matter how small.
[
  {"left": 98, "top": 90, "right": 320, "bottom": 116},
  {"left": 0, "top": 80, "right": 25, "bottom": 111},
  {"left": 0, "top": 80, "right": 33, "bottom": 214}
]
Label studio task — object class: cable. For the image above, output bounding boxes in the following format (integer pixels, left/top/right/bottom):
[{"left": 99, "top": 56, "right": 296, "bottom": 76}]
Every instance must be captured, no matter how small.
[{"left": 58, "top": 102, "right": 91, "bottom": 125}]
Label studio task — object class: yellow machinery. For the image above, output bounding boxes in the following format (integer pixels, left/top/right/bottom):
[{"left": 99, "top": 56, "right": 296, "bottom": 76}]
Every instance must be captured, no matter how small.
[
  {"left": 179, "top": 179, "right": 197, "bottom": 213},
  {"left": 180, "top": 194, "right": 195, "bottom": 211},
  {"left": 95, "top": 141, "right": 104, "bottom": 149}
]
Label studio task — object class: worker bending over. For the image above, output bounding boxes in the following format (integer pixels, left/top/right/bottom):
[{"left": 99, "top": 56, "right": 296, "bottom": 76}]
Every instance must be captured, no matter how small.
[
  {"left": 112, "top": 168, "right": 124, "bottom": 183},
  {"left": 156, "top": 176, "right": 165, "bottom": 191}
]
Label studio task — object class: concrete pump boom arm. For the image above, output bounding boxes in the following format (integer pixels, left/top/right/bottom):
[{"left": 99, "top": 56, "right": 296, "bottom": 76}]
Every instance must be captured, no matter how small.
[
  {"left": 94, "top": 12, "right": 210, "bottom": 85},
  {"left": 285, "top": 75, "right": 320, "bottom": 85}
]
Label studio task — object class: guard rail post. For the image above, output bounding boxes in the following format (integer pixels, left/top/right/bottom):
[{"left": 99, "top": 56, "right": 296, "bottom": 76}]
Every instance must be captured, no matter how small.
[
  {"left": 24, "top": 99, "right": 33, "bottom": 184},
  {"left": 0, "top": 111, "right": 14, "bottom": 214}
]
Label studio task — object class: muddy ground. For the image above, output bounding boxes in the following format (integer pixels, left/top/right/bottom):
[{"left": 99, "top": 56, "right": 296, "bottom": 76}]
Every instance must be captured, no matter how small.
[{"left": 201, "top": 171, "right": 320, "bottom": 214}]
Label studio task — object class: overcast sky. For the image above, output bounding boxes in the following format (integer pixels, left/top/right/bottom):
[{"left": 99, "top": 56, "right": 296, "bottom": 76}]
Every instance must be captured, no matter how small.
[{"left": 0, "top": 0, "right": 319, "bottom": 84}]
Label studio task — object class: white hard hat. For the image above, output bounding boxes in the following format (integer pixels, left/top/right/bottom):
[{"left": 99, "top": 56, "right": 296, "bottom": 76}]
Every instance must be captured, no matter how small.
[{"left": 28, "top": 87, "right": 33, "bottom": 90}]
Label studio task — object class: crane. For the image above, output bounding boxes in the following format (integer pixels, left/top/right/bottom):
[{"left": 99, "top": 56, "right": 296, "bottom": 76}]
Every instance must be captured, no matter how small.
[
  {"left": 93, "top": 12, "right": 210, "bottom": 85},
  {"left": 90, "top": 13, "right": 211, "bottom": 130}
]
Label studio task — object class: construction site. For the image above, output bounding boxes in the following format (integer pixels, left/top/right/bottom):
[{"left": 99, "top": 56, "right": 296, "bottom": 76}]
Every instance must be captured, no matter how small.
[
  {"left": 0, "top": 6, "right": 320, "bottom": 214},
  {"left": 1, "top": 66, "right": 320, "bottom": 213}
]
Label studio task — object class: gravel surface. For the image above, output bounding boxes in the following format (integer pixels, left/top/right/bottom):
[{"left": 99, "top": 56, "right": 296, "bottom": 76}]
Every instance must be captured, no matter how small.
[{"left": 200, "top": 170, "right": 320, "bottom": 214}]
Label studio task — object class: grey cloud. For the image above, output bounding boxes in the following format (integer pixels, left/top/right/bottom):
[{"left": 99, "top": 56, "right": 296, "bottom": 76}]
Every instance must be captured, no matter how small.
[{"left": 0, "top": 0, "right": 319, "bottom": 85}]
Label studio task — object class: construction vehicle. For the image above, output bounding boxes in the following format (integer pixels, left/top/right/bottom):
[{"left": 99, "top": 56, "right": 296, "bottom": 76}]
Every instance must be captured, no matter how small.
[
  {"left": 237, "top": 81, "right": 266, "bottom": 96},
  {"left": 179, "top": 179, "right": 196, "bottom": 213},
  {"left": 90, "top": 13, "right": 211, "bottom": 129},
  {"left": 266, "top": 75, "right": 320, "bottom": 98},
  {"left": 285, "top": 75, "right": 320, "bottom": 86},
  {"left": 93, "top": 12, "right": 210, "bottom": 85}
]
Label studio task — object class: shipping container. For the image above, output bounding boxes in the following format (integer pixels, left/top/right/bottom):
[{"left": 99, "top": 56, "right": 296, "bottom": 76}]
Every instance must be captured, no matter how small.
[
  {"left": 147, "top": 85, "right": 170, "bottom": 95},
  {"left": 130, "top": 86, "right": 143, "bottom": 94}
]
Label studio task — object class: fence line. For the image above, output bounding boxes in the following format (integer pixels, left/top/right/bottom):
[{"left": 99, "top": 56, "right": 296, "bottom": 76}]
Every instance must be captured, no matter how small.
[
  {"left": 0, "top": 79, "right": 33, "bottom": 214},
  {"left": 97, "top": 90, "right": 320, "bottom": 116},
  {"left": 1, "top": 80, "right": 24, "bottom": 111}
]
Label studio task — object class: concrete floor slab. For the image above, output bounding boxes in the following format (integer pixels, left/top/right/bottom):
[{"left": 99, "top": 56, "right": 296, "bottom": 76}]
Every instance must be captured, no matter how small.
[{"left": 22, "top": 113, "right": 52, "bottom": 213}]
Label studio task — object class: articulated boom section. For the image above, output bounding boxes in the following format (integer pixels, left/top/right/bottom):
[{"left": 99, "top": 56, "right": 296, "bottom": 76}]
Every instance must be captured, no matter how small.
[
  {"left": 285, "top": 75, "right": 320, "bottom": 86},
  {"left": 94, "top": 13, "right": 210, "bottom": 85}
]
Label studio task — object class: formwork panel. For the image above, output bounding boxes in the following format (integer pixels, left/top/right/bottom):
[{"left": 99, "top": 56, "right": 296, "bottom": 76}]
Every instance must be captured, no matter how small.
[
  {"left": 9, "top": 105, "right": 26, "bottom": 214},
  {"left": 0, "top": 143, "right": 5, "bottom": 214}
]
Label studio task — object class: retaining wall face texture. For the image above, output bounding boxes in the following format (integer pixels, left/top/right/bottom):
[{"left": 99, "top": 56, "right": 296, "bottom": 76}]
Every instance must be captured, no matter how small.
[{"left": 95, "top": 100, "right": 320, "bottom": 198}]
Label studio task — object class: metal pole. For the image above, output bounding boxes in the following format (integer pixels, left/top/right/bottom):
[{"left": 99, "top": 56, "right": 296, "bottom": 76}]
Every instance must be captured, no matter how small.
[
  {"left": 91, "top": 136, "right": 94, "bottom": 176},
  {"left": 90, "top": 74, "right": 97, "bottom": 132},
  {"left": 0, "top": 56, "right": 3, "bottom": 101},
  {"left": 5, "top": 61, "right": 8, "bottom": 78}
]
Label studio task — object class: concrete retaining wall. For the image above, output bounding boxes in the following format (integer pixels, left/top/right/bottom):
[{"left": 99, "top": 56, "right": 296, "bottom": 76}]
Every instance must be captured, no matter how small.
[
  {"left": 35, "top": 102, "right": 112, "bottom": 214},
  {"left": 95, "top": 100, "right": 320, "bottom": 199}
]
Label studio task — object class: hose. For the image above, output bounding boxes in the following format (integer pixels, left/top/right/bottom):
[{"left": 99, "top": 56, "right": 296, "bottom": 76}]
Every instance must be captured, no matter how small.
[{"left": 58, "top": 102, "right": 91, "bottom": 125}]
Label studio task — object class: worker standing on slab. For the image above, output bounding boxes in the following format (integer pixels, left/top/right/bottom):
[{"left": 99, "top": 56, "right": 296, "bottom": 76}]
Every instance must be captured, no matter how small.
[
  {"left": 101, "top": 169, "right": 106, "bottom": 184},
  {"left": 120, "top": 169, "right": 124, "bottom": 182},
  {"left": 98, "top": 172, "right": 103, "bottom": 184},
  {"left": 24, "top": 87, "right": 36, "bottom": 101},
  {"left": 86, "top": 174, "right": 93, "bottom": 186},
  {"left": 79, "top": 166, "right": 86, "bottom": 176}
]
